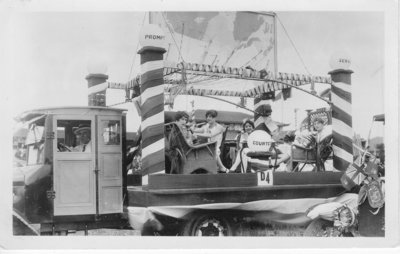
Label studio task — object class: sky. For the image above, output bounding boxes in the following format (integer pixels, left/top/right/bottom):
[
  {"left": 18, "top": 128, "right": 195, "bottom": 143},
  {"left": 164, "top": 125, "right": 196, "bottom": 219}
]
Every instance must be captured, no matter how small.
[{"left": 2, "top": 3, "right": 394, "bottom": 139}]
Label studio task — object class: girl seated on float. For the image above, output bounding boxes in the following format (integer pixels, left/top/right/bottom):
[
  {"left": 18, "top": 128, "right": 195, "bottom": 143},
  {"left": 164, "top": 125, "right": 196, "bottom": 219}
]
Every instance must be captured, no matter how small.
[
  {"left": 274, "top": 131, "right": 296, "bottom": 172},
  {"left": 228, "top": 119, "right": 255, "bottom": 173},
  {"left": 174, "top": 111, "right": 194, "bottom": 145},
  {"left": 191, "top": 110, "right": 228, "bottom": 172}
]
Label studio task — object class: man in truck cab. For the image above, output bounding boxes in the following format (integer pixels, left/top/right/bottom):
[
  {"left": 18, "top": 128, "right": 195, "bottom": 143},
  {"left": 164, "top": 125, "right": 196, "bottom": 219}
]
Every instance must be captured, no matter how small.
[{"left": 72, "top": 125, "right": 92, "bottom": 152}]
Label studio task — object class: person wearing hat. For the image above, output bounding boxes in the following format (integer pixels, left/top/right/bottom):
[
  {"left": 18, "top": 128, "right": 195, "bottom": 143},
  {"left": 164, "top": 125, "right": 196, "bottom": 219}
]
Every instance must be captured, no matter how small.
[
  {"left": 254, "top": 104, "right": 279, "bottom": 140},
  {"left": 312, "top": 117, "right": 332, "bottom": 143},
  {"left": 72, "top": 125, "right": 92, "bottom": 152}
]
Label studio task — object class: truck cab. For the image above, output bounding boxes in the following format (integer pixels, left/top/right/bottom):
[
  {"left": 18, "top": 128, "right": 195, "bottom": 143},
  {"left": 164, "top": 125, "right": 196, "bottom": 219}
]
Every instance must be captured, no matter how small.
[{"left": 13, "top": 107, "right": 128, "bottom": 234}]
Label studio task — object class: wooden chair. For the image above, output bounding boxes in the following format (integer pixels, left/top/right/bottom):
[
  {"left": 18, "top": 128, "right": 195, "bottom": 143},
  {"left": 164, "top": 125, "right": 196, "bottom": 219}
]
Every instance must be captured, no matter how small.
[
  {"left": 291, "top": 144, "right": 317, "bottom": 172},
  {"left": 290, "top": 134, "right": 333, "bottom": 172},
  {"left": 165, "top": 123, "right": 218, "bottom": 174}
]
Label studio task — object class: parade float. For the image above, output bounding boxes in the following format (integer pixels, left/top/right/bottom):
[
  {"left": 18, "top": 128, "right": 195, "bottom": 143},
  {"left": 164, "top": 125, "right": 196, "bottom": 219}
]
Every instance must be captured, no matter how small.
[{"left": 12, "top": 12, "right": 385, "bottom": 237}]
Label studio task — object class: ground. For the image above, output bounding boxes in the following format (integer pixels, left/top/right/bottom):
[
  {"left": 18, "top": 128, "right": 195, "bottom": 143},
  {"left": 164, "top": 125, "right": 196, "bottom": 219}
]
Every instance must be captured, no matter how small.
[{"left": 19, "top": 223, "right": 305, "bottom": 236}]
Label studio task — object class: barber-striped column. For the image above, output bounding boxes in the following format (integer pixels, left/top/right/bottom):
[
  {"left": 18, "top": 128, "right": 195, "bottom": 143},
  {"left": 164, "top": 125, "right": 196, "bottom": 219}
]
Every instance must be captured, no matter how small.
[
  {"left": 329, "top": 69, "right": 354, "bottom": 171},
  {"left": 86, "top": 73, "right": 108, "bottom": 106},
  {"left": 138, "top": 44, "right": 166, "bottom": 186}
]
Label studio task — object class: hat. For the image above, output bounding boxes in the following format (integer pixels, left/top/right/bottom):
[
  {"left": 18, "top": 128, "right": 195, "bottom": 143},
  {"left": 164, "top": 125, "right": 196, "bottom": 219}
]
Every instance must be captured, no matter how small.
[
  {"left": 255, "top": 104, "right": 272, "bottom": 116},
  {"left": 74, "top": 124, "right": 91, "bottom": 135}
]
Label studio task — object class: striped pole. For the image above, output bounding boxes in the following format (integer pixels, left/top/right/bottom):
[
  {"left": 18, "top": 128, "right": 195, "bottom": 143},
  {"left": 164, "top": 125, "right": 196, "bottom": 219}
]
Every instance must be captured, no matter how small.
[
  {"left": 329, "top": 69, "right": 354, "bottom": 171},
  {"left": 86, "top": 73, "right": 108, "bottom": 106},
  {"left": 138, "top": 43, "right": 166, "bottom": 186}
]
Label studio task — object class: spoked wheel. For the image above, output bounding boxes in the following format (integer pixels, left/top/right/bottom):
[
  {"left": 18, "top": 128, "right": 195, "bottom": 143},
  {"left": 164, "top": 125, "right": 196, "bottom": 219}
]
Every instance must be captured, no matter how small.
[
  {"left": 303, "top": 218, "right": 351, "bottom": 237},
  {"left": 182, "top": 213, "right": 233, "bottom": 236}
]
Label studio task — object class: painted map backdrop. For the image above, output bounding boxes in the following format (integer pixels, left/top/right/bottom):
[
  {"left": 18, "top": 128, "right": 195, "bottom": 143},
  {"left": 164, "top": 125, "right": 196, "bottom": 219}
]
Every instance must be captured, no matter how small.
[{"left": 154, "top": 12, "right": 276, "bottom": 72}]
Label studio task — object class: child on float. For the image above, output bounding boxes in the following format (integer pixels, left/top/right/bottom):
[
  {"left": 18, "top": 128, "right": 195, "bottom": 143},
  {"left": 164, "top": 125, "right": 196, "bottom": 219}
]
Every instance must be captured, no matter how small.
[{"left": 228, "top": 119, "right": 255, "bottom": 173}]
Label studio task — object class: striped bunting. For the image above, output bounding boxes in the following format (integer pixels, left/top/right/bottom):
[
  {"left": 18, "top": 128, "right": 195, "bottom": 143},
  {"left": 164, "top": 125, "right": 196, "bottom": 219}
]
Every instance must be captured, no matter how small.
[
  {"left": 139, "top": 50, "right": 165, "bottom": 184},
  {"left": 330, "top": 70, "right": 354, "bottom": 172},
  {"left": 127, "top": 193, "right": 358, "bottom": 230},
  {"left": 126, "top": 77, "right": 139, "bottom": 89}
]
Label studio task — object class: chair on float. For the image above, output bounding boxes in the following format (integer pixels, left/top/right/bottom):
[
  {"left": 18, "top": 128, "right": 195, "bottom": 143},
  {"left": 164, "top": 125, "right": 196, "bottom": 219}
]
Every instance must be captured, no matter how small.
[{"left": 290, "top": 134, "right": 333, "bottom": 172}]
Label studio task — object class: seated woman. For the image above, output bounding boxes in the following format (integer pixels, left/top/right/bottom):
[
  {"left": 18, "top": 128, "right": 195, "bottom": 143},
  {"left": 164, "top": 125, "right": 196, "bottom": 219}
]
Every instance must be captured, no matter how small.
[
  {"left": 228, "top": 119, "right": 254, "bottom": 173},
  {"left": 312, "top": 117, "right": 333, "bottom": 171},
  {"left": 191, "top": 109, "right": 228, "bottom": 172},
  {"left": 312, "top": 117, "right": 332, "bottom": 144},
  {"left": 234, "top": 130, "right": 297, "bottom": 173},
  {"left": 174, "top": 111, "right": 194, "bottom": 145},
  {"left": 275, "top": 131, "right": 296, "bottom": 172}
]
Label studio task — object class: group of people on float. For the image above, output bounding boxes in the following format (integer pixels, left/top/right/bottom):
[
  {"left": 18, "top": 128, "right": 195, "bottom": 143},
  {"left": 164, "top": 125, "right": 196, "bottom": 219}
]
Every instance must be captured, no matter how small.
[
  {"left": 173, "top": 105, "right": 332, "bottom": 173},
  {"left": 173, "top": 109, "right": 227, "bottom": 172}
]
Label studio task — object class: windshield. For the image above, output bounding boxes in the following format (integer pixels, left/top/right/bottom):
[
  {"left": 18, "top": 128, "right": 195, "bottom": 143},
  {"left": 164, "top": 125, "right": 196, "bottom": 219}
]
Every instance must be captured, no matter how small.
[{"left": 13, "top": 115, "right": 46, "bottom": 166}]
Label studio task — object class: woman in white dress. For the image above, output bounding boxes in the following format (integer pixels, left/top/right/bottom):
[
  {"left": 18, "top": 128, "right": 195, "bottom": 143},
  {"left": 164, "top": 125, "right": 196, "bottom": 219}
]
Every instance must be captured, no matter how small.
[{"left": 191, "top": 110, "right": 227, "bottom": 172}]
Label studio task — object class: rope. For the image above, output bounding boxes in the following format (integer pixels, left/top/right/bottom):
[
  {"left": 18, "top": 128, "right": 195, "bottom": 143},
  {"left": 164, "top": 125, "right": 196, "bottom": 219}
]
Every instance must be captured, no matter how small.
[
  {"left": 108, "top": 101, "right": 130, "bottom": 107},
  {"left": 200, "top": 95, "right": 256, "bottom": 114},
  {"left": 239, "top": 49, "right": 264, "bottom": 69},
  {"left": 276, "top": 14, "right": 311, "bottom": 75},
  {"left": 161, "top": 12, "right": 186, "bottom": 63},
  {"left": 128, "top": 12, "right": 147, "bottom": 80},
  {"left": 178, "top": 22, "right": 184, "bottom": 63}
]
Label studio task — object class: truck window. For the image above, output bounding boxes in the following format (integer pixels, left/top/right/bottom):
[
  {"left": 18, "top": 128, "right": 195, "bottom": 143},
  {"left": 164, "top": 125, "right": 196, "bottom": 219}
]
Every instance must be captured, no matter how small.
[
  {"left": 56, "top": 120, "right": 92, "bottom": 152},
  {"left": 101, "top": 120, "right": 121, "bottom": 145},
  {"left": 25, "top": 117, "right": 45, "bottom": 165}
]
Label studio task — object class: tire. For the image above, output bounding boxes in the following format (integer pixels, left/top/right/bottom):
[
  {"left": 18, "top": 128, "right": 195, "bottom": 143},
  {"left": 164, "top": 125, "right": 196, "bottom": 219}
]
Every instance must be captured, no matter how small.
[
  {"left": 304, "top": 219, "right": 347, "bottom": 237},
  {"left": 181, "top": 213, "right": 234, "bottom": 236}
]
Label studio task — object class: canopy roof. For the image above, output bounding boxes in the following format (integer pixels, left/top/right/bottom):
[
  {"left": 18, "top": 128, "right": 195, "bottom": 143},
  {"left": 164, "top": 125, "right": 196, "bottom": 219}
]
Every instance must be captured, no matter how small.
[{"left": 163, "top": 63, "right": 332, "bottom": 98}]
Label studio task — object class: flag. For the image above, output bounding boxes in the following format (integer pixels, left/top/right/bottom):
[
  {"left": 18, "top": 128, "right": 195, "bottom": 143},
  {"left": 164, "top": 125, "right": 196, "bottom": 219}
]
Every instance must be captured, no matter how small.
[
  {"left": 273, "top": 91, "right": 282, "bottom": 101},
  {"left": 340, "top": 163, "right": 366, "bottom": 190}
]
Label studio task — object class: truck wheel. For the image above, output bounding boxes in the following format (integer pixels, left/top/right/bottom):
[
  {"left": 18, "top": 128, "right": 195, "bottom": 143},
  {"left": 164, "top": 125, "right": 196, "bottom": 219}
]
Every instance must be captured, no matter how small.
[
  {"left": 304, "top": 219, "right": 346, "bottom": 237},
  {"left": 182, "top": 213, "right": 233, "bottom": 236}
]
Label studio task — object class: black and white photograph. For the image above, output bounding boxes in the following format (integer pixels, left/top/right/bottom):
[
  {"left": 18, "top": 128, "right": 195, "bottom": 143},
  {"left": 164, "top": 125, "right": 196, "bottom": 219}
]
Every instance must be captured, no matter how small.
[{"left": 1, "top": 0, "right": 399, "bottom": 251}]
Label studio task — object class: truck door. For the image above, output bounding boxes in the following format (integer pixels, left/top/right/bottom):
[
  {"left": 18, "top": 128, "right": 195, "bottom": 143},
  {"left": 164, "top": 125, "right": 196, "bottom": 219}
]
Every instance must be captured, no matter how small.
[
  {"left": 53, "top": 116, "right": 96, "bottom": 216},
  {"left": 97, "top": 116, "right": 123, "bottom": 214}
]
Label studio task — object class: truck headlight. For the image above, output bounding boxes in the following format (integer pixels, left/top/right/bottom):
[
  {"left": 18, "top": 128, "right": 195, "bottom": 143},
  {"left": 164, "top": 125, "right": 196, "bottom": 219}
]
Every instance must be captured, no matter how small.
[{"left": 333, "top": 205, "right": 356, "bottom": 230}]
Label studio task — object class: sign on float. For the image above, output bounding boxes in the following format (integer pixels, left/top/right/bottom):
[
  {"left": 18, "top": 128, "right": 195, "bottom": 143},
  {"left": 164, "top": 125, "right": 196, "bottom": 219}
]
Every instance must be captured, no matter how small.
[
  {"left": 247, "top": 130, "right": 274, "bottom": 151},
  {"left": 139, "top": 24, "right": 167, "bottom": 49}
]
